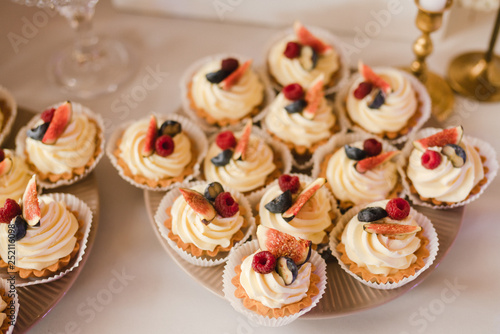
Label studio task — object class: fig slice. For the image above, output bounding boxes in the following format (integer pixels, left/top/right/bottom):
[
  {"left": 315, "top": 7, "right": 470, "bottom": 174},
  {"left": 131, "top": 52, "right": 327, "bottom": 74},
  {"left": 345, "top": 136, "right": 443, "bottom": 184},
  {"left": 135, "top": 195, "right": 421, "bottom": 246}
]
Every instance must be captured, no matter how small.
[
  {"left": 282, "top": 178, "right": 326, "bottom": 222},
  {"left": 413, "top": 126, "right": 464, "bottom": 151},
  {"left": 0, "top": 157, "right": 12, "bottom": 177},
  {"left": 358, "top": 61, "right": 392, "bottom": 94},
  {"left": 142, "top": 115, "right": 158, "bottom": 157},
  {"left": 232, "top": 119, "right": 253, "bottom": 161},
  {"left": 22, "top": 174, "right": 41, "bottom": 227},
  {"left": 355, "top": 151, "right": 399, "bottom": 174},
  {"left": 293, "top": 21, "right": 332, "bottom": 55},
  {"left": 256, "top": 225, "right": 312, "bottom": 266},
  {"left": 42, "top": 101, "right": 72, "bottom": 144},
  {"left": 220, "top": 60, "right": 252, "bottom": 91},
  {"left": 303, "top": 75, "right": 324, "bottom": 120},
  {"left": 363, "top": 223, "right": 421, "bottom": 236},
  {"left": 179, "top": 188, "right": 216, "bottom": 225}
]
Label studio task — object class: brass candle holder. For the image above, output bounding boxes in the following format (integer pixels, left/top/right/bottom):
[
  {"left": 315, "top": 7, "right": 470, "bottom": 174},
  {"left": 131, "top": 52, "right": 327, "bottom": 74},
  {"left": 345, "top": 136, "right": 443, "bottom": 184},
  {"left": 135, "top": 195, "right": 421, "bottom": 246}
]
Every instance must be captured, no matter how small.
[
  {"left": 447, "top": 5, "right": 500, "bottom": 102},
  {"left": 409, "top": 0, "right": 455, "bottom": 122}
]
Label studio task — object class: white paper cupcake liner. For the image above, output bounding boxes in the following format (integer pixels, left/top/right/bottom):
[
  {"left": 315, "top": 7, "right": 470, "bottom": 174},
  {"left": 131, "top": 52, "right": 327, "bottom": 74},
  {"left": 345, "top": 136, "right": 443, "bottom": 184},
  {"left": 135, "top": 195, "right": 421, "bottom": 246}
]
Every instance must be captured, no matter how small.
[
  {"left": 222, "top": 239, "right": 327, "bottom": 327},
  {"left": 0, "top": 278, "right": 19, "bottom": 334},
  {"left": 202, "top": 124, "right": 293, "bottom": 197},
  {"left": 399, "top": 127, "right": 499, "bottom": 209},
  {"left": 0, "top": 86, "right": 18, "bottom": 147},
  {"left": 154, "top": 180, "right": 256, "bottom": 267},
  {"left": 15, "top": 101, "right": 105, "bottom": 189},
  {"left": 179, "top": 53, "right": 275, "bottom": 134},
  {"left": 329, "top": 203, "right": 439, "bottom": 290},
  {"left": 0, "top": 193, "right": 93, "bottom": 287},
  {"left": 263, "top": 25, "right": 350, "bottom": 96},
  {"left": 336, "top": 67, "right": 431, "bottom": 145},
  {"left": 247, "top": 173, "right": 340, "bottom": 253},
  {"left": 106, "top": 113, "right": 208, "bottom": 192}
]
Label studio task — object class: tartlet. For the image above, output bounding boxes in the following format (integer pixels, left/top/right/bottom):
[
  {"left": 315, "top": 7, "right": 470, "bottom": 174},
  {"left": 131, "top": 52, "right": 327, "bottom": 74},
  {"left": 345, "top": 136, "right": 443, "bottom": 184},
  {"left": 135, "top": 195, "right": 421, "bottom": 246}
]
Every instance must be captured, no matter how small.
[
  {"left": 0, "top": 148, "right": 33, "bottom": 207},
  {"left": 0, "top": 86, "right": 17, "bottom": 147}
]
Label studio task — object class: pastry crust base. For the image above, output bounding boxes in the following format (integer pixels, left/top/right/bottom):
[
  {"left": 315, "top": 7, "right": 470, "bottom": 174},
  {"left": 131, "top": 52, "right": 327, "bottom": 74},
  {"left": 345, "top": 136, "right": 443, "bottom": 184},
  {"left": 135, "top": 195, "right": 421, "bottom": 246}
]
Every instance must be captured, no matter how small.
[{"left": 231, "top": 262, "right": 320, "bottom": 318}]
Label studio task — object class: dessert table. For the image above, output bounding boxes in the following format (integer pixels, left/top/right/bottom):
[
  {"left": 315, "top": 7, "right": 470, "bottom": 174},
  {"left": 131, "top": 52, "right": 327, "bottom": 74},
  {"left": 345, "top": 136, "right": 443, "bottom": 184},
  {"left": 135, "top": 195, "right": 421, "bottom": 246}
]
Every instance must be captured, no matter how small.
[{"left": 1, "top": 1, "right": 499, "bottom": 333}]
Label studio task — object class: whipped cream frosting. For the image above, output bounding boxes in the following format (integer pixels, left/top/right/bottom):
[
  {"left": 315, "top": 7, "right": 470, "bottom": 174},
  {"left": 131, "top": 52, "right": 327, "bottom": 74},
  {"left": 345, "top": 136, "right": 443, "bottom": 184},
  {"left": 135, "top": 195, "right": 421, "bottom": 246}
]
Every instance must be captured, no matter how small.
[
  {"left": 268, "top": 34, "right": 339, "bottom": 89},
  {"left": 118, "top": 118, "right": 192, "bottom": 180},
  {"left": 341, "top": 200, "right": 421, "bottom": 276},
  {"left": 26, "top": 112, "right": 97, "bottom": 175},
  {"left": 170, "top": 185, "right": 244, "bottom": 252},
  {"left": 0, "top": 196, "right": 79, "bottom": 271},
  {"left": 204, "top": 132, "right": 276, "bottom": 193},
  {"left": 264, "top": 92, "right": 335, "bottom": 148},
  {"left": 191, "top": 59, "right": 264, "bottom": 120},
  {"left": 326, "top": 141, "right": 398, "bottom": 204},
  {"left": 346, "top": 69, "right": 418, "bottom": 133},
  {"left": 407, "top": 139, "right": 484, "bottom": 202},
  {"left": 239, "top": 250, "right": 312, "bottom": 308},
  {"left": 258, "top": 182, "right": 332, "bottom": 244},
  {"left": 0, "top": 149, "right": 32, "bottom": 207}
]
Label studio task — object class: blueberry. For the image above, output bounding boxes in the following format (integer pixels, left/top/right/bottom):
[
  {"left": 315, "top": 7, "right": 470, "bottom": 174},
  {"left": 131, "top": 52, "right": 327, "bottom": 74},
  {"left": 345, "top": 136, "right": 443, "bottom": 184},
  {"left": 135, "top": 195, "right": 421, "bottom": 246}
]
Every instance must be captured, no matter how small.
[
  {"left": 210, "top": 149, "right": 233, "bottom": 167},
  {"left": 264, "top": 190, "right": 292, "bottom": 214},
  {"left": 13, "top": 215, "right": 28, "bottom": 241},
  {"left": 357, "top": 206, "right": 388, "bottom": 222},
  {"left": 344, "top": 145, "right": 367, "bottom": 161},
  {"left": 204, "top": 182, "right": 224, "bottom": 202},
  {"left": 368, "top": 90, "right": 385, "bottom": 109},
  {"left": 442, "top": 144, "right": 467, "bottom": 168},
  {"left": 206, "top": 69, "right": 230, "bottom": 84},
  {"left": 276, "top": 257, "right": 298, "bottom": 285},
  {"left": 159, "top": 120, "right": 182, "bottom": 137},
  {"left": 27, "top": 122, "right": 50, "bottom": 141},
  {"left": 284, "top": 99, "right": 307, "bottom": 114}
]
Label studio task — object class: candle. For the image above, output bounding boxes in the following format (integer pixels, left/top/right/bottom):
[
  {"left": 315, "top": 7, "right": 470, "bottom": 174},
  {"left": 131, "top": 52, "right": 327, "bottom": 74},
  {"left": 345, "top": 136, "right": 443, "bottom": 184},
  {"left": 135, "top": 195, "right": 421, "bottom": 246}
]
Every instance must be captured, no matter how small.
[{"left": 419, "top": 0, "right": 448, "bottom": 12}]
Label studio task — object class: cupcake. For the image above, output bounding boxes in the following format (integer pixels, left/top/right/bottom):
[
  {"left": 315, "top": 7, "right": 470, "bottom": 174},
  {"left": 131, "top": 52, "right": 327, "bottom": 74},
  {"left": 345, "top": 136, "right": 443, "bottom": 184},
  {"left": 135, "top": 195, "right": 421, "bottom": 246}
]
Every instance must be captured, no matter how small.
[
  {"left": 313, "top": 133, "right": 402, "bottom": 212},
  {"left": 223, "top": 225, "right": 327, "bottom": 326},
  {"left": 263, "top": 76, "right": 339, "bottom": 156},
  {"left": 16, "top": 101, "right": 104, "bottom": 188},
  {"left": 253, "top": 174, "right": 337, "bottom": 248},
  {"left": 0, "top": 86, "right": 17, "bottom": 147},
  {"left": 182, "top": 54, "right": 269, "bottom": 129},
  {"left": 203, "top": 120, "right": 292, "bottom": 194},
  {"left": 154, "top": 181, "right": 255, "bottom": 266},
  {"left": 0, "top": 278, "right": 18, "bottom": 334},
  {"left": 0, "top": 148, "right": 33, "bottom": 207},
  {"left": 108, "top": 114, "right": 207, "bottom": 191},
  {"left": 330, "top": 198, "right": 438, "bottom": 289},
  {"left": 266, "top": 21, "right": 347, "bottom": 93},
  {"left": 0, "top": 176, "right": 92, "bottom": 281},
  {"left": 338, "top": 62, "right": 430, "bottom": 143},
  {"left": 402, "top": 126, "right": 497, "bottom": 208}
]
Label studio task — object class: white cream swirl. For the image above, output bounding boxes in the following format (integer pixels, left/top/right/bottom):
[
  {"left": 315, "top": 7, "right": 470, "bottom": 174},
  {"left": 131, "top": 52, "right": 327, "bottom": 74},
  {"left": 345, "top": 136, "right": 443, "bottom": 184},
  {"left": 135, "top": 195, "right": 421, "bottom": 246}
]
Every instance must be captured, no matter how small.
[
  {"left": 326, "top": 142, "right": 399, "bottom": 204},
  {"left": 0, "top": 149, "right": 33, "bottom": 207},
  {"left": 264, "top": 92, "right": 335, "bottom": 147},
  {"left": 118, "top": 118, "right": 192, "bottom": 180},
  {"left": 341, "top": 200, "right": 421, "bottom": 276},
  {"left": 346, "top": 69, "right": 418, "bottom": 133},
  {"left": 170, "top": 185, "right": 244, "bottom": 252},
  {"left": 26, "top": 112, "right": 97, "bottom": 175},
  {"left": 268, "top": 34, "right": 339, "bottom": 89},
  {"left": 258, "top": 182, "right": 332, "bottom": 244},
  {"left": 191, "top": 59, "right": 264, "bottom": 120},
  {"left": 0, "top": 197, "right": 79, "bottom": 271},
  {"left": 239, "top": 250, "right": 312, "bottom": 309},
  {"left": 407, "top": 139, "right": 484, "bottom": 202},
  {"left": 203, "top": 133, "right": 276, "bottom": 193}
]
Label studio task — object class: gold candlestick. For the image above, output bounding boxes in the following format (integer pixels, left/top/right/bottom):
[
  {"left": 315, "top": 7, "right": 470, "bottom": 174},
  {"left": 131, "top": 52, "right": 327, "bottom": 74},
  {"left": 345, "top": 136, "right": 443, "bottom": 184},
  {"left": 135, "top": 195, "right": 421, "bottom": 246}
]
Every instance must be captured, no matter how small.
[
  {"left": 447, "top": 5, "right": 500, "bottom": 102},
  {"left": 409, "top": 0, "right": 455, "bottom": 122}
]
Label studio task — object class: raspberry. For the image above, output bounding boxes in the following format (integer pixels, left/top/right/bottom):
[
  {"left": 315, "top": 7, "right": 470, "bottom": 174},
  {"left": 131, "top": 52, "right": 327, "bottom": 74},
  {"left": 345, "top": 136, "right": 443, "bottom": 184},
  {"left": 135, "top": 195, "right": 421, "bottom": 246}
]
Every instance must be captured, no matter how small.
[
  {"left": 252, "top": 251, "right": 276, "bottom": 274},
  {"left": 0, "top": 199, "right": 22, "bottom": 224},
  {"left": 282, "top": 83, "right": 304, "bottom": 101},
  {"left": 421, "top": 150, "right": 442, "bottom": 170},
  {"left": 363, "top": 138, "right": 382, "bottom": 157},
  {"left": 386, "top": 198, "right": 410, "bottom": 220},
  {"left": 278, "top": 174, "right": 300, "bottom": 194},
  {"left": 353, "top": 81, "right": 373, "bottom": 100},
  {"left": 283, "top": 42, "right": 301, "bottom": 59},
  {"left": 155, "top": 135, "right": 175, "bottom": 157},
  {"left": 214, "top": 192, "right": 239, "bottom": 218},
  {"left": 0, "top": 149, "right": 4, "bottom": 162},
  {"left": 215, "top": 130, "right": 237, "bottom": 150},
  {"left": 41, "top": 108, "right": 56, "bottom": 123},
  {"left": 221, "top": 58, "right": 239, "bottom": 73}
]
